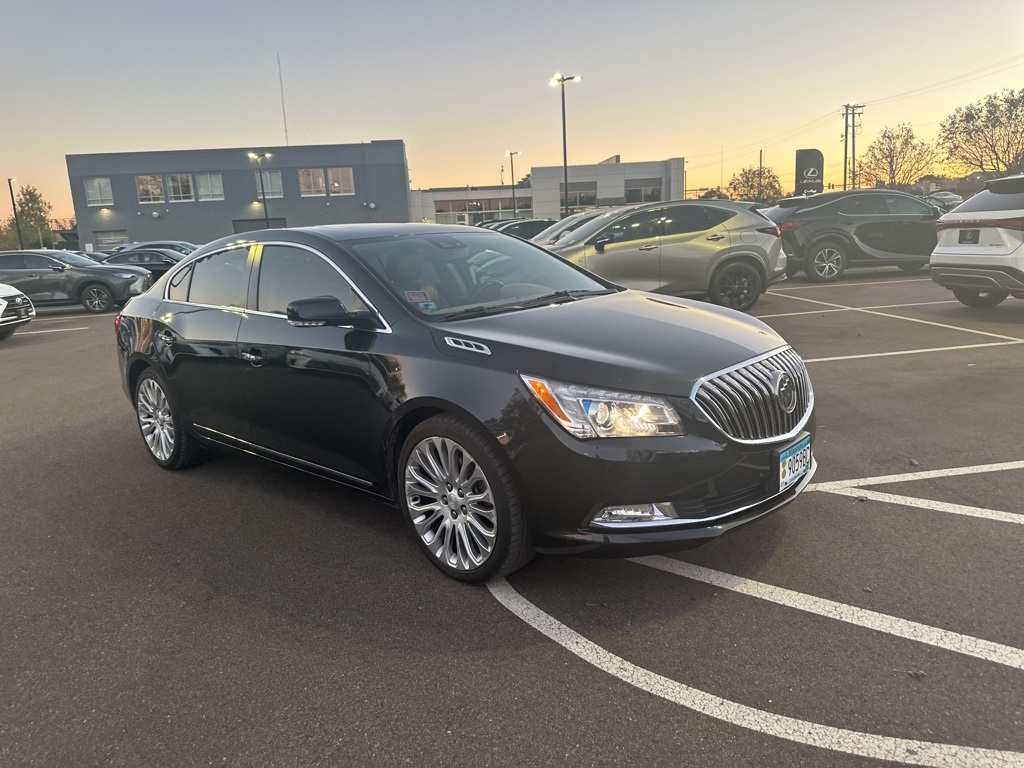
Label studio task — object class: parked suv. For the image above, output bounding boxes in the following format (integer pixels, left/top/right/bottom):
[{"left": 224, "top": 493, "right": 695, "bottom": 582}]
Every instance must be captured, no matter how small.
[
  {"left": 0, "top": 250, "right": 152, "bottom": 312},
  {"left": 546, "top": 200, "right": 786, "bottom": 311},
  {"left": 764, "top": 189, "right": 941, "bottom": 282},
  {"left": 929, "top": 174, "right": 1024, "bottom": 307},
  {"left": 0, "top": 283, "right": 35, "bottom": 341}
]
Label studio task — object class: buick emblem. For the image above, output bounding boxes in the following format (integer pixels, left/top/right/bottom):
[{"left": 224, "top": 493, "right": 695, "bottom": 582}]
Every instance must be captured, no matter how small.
[{"left": 770, "top": 370, "right": 798, "bottom": 414}]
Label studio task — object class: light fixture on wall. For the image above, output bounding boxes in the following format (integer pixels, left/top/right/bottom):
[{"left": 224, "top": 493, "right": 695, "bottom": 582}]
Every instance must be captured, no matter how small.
[
  {"left": 362, "top": 202, "right": 377, "bottom": 209},
  {"left": 151, "top": 211, "right": 160, "bottom": 218}
]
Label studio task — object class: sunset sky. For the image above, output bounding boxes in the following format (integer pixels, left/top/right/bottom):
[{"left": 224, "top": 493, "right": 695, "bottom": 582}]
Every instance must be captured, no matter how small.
[{"left": 3, "top": 0, "right": 1023, "bottom": 220}]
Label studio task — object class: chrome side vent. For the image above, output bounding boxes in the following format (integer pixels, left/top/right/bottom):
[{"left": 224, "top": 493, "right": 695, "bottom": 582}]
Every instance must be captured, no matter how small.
[{"left": 445, "top": 337, "right": 491, "bottom": 355}]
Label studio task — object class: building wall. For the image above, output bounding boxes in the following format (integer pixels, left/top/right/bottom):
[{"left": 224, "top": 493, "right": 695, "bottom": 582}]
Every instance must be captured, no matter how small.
[
  {"left": 67, "top": 140, "right": 410, "bottom": 249},
  {"left": 410, "top": 185, "right": 532, "bottom": 225},
  {"left": 530, "top": 158, "right": 686, "bottom": 219}
]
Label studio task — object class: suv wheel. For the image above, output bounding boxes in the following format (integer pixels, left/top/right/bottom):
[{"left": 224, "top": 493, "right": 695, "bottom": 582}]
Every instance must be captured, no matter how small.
[
  {"left": 805, "top": 242, "right": 848, "bottom": 282},
  {"left": 951, "top": 287, "right": 1008, "bottom": 308},
  {"left": 399, "top": 414, "right": 532, "bottom": 583},
  {"left": 81, "top": 283, "right": 114, "bottom": 313},
  {"left": 709, "top": 261, "right": 763, "bottom": 311}
]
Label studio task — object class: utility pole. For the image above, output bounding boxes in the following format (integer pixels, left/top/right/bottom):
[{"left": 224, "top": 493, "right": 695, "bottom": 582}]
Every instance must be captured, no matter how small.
[
  {"left": 7, "top": 178, "right": 24, "bottom": 250},
  {"left": 841, "top": 103, "right": 864, "bottom": 191},
  {"left": 758, "top": 149, "right": 764, "bottom": 201}
]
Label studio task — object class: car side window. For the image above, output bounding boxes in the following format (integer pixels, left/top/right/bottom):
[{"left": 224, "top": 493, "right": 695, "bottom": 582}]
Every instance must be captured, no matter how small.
[
  {"left": 0, "top": 254, "right": 29, "bottom": 269},
  {"left": 661, "top": 206, "right": 716, "bottom": 235},
  {"left": 108, "top": 253, "right": 131, "bottom": 264},
  {"left": 256, "top": 245, "right": 368, "bottom": 316},
  {"left": 186, "top": 248, "right": 250, "bottom": 308},
  {"left": 600, "top": 209, "right": 664, "bottom": 244},
  {"left": 836, "top": 195, "right": 887, "bottom": 215},
  {"left": 884, "top": 194, "right": 931, "bottom": 215},
  {"left": 24, "top": 254, "right": 55, "bottom": 269},
  {"left": 167, "top": 263, "right": 193, "bottom": 301}
]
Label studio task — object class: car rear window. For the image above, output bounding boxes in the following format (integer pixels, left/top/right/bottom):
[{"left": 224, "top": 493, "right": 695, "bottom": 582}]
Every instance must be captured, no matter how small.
[
  {"left": 953, "top": 177, "right": 1024, "bottom": 213},
  {"left": 763, "top": 204, "right": 801, "bottom": 223}
]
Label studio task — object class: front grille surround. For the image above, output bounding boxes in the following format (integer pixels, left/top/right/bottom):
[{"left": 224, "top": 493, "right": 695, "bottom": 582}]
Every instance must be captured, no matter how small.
[{"left": 690, "top": 346, "right": 813, "bottom": 444}]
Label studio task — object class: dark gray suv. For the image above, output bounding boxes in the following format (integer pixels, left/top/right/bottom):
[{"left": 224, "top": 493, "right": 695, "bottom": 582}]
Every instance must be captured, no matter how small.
[{"left": 0, "top": 250, "right": 152, "bottom": 312}]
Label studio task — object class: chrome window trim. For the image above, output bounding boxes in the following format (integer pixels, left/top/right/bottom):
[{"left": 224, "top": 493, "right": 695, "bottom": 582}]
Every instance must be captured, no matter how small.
[
  {"left": 588, "top": 458, "right": 816, "bottom": 530},
  {"left": 689, "top": 345, "right": 815, "bottom": 446},
  {"left": 160, "top": 241, "right": 392, "bottom": 334}
]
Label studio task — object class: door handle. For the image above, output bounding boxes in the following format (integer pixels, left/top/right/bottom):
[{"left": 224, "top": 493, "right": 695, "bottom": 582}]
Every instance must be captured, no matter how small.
[
  {"left": 157, "top": 330, "right": 174, "bottom": 344},
  {"left": 638, "top": 244, "right": 659, "bottom": 251},
  {"left": 242, "top": 349, "right": 266, "bottom": 367},
  {"left": 706, "top": 234, "right": 726, "bottom": 242}
]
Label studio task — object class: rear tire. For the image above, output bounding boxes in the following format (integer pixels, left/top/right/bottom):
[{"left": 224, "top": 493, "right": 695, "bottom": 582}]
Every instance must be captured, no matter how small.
[
  {"left": 135, "top": 369, "right": 208, "bottom": 470},
  {"left": 709, "top": 261, "right": 764, "bottom": 311},
  {"left": 399, "top": 414, "right": 533, "bottom": 583},
  {"left": 952, "top": 287, "right": 1008, "bottom": 308},
  {"left": 805, "top": 241, "right": 848, "bottom": 283},
  {"left": 81, "top": 283, "right": 114, "bottom": 313}
]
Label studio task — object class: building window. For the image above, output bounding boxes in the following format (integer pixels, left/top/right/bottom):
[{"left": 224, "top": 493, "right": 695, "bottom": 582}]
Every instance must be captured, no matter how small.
[
  {"left": 625, "top": 178, "right": 662, "bottom": 203},
  {"left": 560, "top": 183, "right": 597, "bottom": 210},
  {"left": 84, "top": 178, "right": 113, "bottom": 206},
  {"left": 168, "top": 173, "right": 194, "bottom": 202},
  {"left": 299, "top": 169, "right": 326, "bottom": 197},
  {"left": 136, "top": 175, "right": 165, "bottom": 203},
  {"left": 93, "top": 229, "right": 130, "bottom": 246},
  {"left": 256, "top": 170, "right": 283, "bottom": 198},
  {"left": 328, "top": 167, "right": 355, "bottom": 196},
  {"left": 196, "top": 173, "right": 224, "bottom": 201}
]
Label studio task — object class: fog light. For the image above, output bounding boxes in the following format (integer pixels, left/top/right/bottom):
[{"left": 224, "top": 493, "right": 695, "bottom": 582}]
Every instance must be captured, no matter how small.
[{"left": 592, "top": 502, "right": 678, "bottom": 525}]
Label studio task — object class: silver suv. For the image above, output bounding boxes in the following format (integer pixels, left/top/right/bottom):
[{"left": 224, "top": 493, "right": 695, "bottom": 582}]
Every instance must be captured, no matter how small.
[
  {"left": 930, "top": 174, "right": 1024, "bottom": 307},
  {"left": 545, "top": 200, "right": 786, "bottom": 311}
]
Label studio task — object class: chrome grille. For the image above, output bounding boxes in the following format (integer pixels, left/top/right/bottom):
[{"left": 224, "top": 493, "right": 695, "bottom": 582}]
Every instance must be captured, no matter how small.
[{"left": 692, "top": 347, "right": 812, "bottom": 443}]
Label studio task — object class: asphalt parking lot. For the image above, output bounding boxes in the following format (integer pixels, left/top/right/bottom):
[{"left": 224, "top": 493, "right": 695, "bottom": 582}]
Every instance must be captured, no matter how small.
[{"left": 2, "top": 269, "right": 1022, "bottom": 767}]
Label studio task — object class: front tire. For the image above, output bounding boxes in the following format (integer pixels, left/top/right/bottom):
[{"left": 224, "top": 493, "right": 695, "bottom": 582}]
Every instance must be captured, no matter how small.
[
  {"left": 805, "top": 241, "right": 848, "bottom": 282},
  {"left": 952, "top": 287, "right": 1008, "bottom": 308},
  {"left": 81, "top": 283, "right": 114, "bottom": 313},
  {"left": 399, "top": 415, "right": 532, "bottom": 583},
  {"left": 709, "top": 261, "right": 764, "bottom": 311},
  {"left": 135, "top": 369, "right": 207, "bottom": 470}
]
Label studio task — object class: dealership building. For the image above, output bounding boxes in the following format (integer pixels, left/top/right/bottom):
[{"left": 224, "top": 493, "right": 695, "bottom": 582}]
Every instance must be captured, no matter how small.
[{"left": 66, "top": 140, "right": 411, "bottom": 250}]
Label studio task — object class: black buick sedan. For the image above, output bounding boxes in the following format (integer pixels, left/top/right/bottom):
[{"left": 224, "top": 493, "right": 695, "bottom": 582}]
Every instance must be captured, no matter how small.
[{"left": 115, "top": 224, "right": 816, "bottom": 582}]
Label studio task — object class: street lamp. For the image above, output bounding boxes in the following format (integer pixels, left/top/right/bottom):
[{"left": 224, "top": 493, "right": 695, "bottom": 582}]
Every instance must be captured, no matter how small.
[
  {"left": 504, "top": 151, "right": 521, "bottom": 217},
  {"left": 549, "top": 73, "right": 580, "bottom": 219},
  {"left": 7, "top": 178, "right": 24, "bottom": 249},
  {"left": 247, "top": 152, "right": 272, "bottom": 229}
]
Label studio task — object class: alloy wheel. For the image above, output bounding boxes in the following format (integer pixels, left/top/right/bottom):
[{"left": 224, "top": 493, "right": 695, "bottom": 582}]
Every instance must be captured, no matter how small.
[
  {"left": 84, "top": 286, "right": 110, "bottom": 311},
  {"left": 716, "top": 264, "right": 759, "bottom": 309},
  {"left": 137, "top": 378, "right": 175, "bottom": 461},
  {"left": 404, "top": 436, "right": 497, "bottom": 572},
  {"left": 813, "top": 248, "right": 843, "bottom": 279}
]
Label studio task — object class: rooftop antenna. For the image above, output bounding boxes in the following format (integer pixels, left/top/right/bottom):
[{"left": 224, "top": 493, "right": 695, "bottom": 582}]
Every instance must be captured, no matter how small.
[{"left": 278, "top": 53, "right": 290, "bottom": 146}]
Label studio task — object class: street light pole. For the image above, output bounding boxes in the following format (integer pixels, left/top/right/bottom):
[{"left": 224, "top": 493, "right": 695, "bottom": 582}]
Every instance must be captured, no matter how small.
[
  {"left": 505, "top": 151, "right": 521, "bottom": 217},
  {"left": 550, "top": 74, "right": 580, "bottom": 219},
  {"left": 248, "top": 152, "right": 272, "bottom": 229},
  {"left": 7, "top": 178, "right": 24, "bottom": 249}
]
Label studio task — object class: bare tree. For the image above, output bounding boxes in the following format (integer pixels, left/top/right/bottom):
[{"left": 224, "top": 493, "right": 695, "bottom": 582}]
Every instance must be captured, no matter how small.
[
  {"left": 727, "top": 165, "right": 783, "bottom": 204},
  {"left": 857, "top": 124, "right": 937, "bottom": 189},
  {"left": 938, "top": 88, "right": 1024, "bottom": 176}
]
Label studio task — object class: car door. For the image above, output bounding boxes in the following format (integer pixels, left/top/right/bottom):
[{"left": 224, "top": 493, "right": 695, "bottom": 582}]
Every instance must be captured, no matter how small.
[
  {"left": 656, "top": 205, "right": 729, "bottom": 294},
  {"left": 236, "top": 242, "right": 385, "bottom": 486},
  {"left": 582, "top": 208, "right": 664, "bottom": 290},
  {"left": 833, "top": 194, "right": 891, "bottom": 260},
  {"left": 155, "top": 245, "right": 253, "bottom": 439},
  {"left": 882, "top": 194, "right": 940, "bottom": 257},
  {"left": 0, "top": 254, "right": 38, "bottom": 296},
  {"left": 0, "top": 253, "right": 67, "bottom": 301}
]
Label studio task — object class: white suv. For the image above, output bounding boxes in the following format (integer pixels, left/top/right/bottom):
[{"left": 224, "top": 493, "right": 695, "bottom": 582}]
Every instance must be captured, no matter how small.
[{"left": 930, "top": 174, "right": 1024, "bottom": 307}]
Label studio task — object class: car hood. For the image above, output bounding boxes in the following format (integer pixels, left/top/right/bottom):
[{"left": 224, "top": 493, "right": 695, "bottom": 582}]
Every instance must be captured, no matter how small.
[
  {"left": 432, "top": 291, "right": 786, "bottom": 398},
  {"left": 0, "top": 282, "right": 23, "bottom": 298}
]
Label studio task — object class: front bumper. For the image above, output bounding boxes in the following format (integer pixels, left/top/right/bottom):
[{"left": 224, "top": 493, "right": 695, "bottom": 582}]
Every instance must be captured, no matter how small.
[
  {"left": 0, "top": 295, "right": 36, "bottom": 329},
  {"left": 930, "top": 264, "right": 1024, "bottom": 293},
  {"left": 509, "top": 402, "right": 817, "bottom": 556}
]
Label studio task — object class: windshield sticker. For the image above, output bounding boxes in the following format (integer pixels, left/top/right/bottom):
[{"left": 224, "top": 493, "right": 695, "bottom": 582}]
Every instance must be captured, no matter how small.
[
  {"left": 417, "top": 301, "right": 437, "bottom": 311},
  {"left": 404, "top": 290, "right": 430, "bottom": 302}
]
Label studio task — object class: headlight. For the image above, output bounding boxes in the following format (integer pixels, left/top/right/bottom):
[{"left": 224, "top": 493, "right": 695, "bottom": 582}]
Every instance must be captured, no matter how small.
[
  {"left": 116, "top": 272, "right": 139, "bottom": 280},
  {"left": 521, "top": 375, "right": 683, "bottom": 438}
]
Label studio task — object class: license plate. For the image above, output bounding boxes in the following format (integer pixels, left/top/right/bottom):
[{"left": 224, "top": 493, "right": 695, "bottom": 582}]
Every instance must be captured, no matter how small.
[
  {"left": 17, "top": 308, "right": 28, "bottom": 318},
  {"left": 958, "top": 229, "right": 980, "bottom": 244},
  {"left": 779, "top": 436, "right": 811, "bottom": 493}
]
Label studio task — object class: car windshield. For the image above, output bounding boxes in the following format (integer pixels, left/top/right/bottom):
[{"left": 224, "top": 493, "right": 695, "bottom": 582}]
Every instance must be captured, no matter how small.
[
  {"left": 531, "top": 211, "right": 601, "bottom": 243},
  {"left": 553, "top": 208, "right": 636, "bottom": 247},
  {"left": 57, "top": 252, "right": 103, "bottom": 267},
  {"left": 345, "top": 231, "right": 614, "bottom": 320}
]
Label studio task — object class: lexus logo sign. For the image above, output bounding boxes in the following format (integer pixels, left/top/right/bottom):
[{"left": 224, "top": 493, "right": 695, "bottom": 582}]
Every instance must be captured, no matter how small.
[{"left": 795, "top": 149, "right": 824, "bottom": 194}]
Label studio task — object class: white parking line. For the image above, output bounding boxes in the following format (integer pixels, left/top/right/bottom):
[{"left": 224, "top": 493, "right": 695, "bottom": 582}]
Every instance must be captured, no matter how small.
[
  {"left": 755, "top": 300, "right": 959, "bottom": 320},
  {"left": 766, "top": 292, "right": 1024, "bottom": 342},
  {"left": 803, "top": 340, "right": 1024, "bottom": 363},
  {"left": 809, "top": 460, "right": 1024, "bottom": 491},
  {"left": 772, "top": 278, "right": 933, "bottom": 291},
  {"left": 488, "top": 580, "right": 1024, "bottom": 767},
  {"left": 30, "top": 316, "right": 101, "bottom": 324},
  {"left": 819, "top": 488, "right": 1024, "bottom": 526},
  {"left": 19, "top": 326, "right": 91, "bottom": 335},
  {"left": 632, "top": 556, "right": 1024, "bottom": 669}
]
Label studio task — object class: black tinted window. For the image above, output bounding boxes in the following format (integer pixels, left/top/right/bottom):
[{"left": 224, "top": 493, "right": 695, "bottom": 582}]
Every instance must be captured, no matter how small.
[
  {"left": 601, "top": 209, "right": 664, "bottom": 243},
  {"left": 954, "top": 179, "right": 1024, "bottom": 213},
  {"left": 107, "top": 253, "right": 131, "bottom": 264},
  {"left": 24, "top": 254, "right": 54, "bottom": 269},
  {"left": 662, "top": 206, "right": 716, "bottom": 235},
  {"left": 187, "top": 248, "right": 249, "bottom": 307},
  {"left": 836, "top": 195, "right": 887, "bottom": 215},
  {"left": 257, "top": 245, "right": 367, "bottom": 315},
  {"left": 167, "top": 263, "right": 193, "bottom": 301},
  {"left": 884, "top": 194, "right": 931, "bottom": 215}
]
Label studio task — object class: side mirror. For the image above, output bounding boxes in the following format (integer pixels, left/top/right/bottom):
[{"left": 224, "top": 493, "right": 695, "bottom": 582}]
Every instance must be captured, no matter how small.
[
  {"left": 592, "top": 232, "right": 615, "bottom": 253},
  {"left": 50, "top": 264, "right": 66, "bottom": 272},
  {"left": 286, "top": 296, "right": 378, "bottom": 330},
  {"left": 163, "top": 257, "right": 175, "bottom": 264}
]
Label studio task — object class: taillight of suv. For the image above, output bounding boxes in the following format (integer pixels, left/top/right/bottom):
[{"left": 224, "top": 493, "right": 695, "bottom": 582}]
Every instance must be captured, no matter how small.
[
  {"left": 779, "top": 221, "right": 805, "bottom": 232},
  {"left": 936, "top": 218, "right": 1024, "bottom": 232}
]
